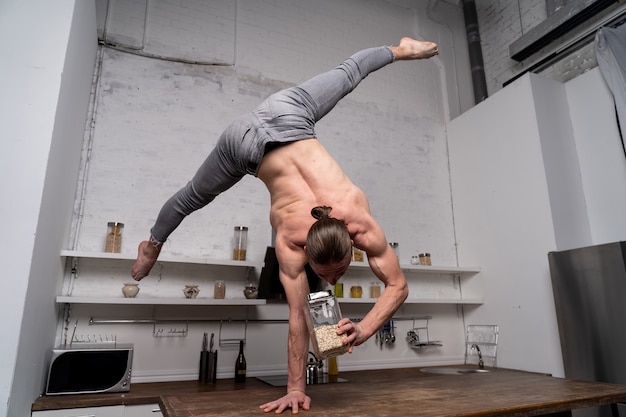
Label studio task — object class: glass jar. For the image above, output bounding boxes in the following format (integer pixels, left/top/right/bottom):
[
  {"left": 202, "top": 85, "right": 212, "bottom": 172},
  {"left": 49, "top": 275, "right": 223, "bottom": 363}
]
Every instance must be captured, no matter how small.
[
  {"left": 232, "top": 226, "right": 248, "bottom": 260},
  {"left": 352, "top": 247, "right": 364, "bottom": 262},
  {"left": 350, "top": 285, "right": 362, "bottom": 298},
  {"left": 334, "top": 283, "right": 343, "bottom": 298},
  {"left": 105, "top": 222, "right": 124, "bottom": 253},
  {"left": 305, "top": 290, "right": 349, "bottom": 359},
  {"left": 370, "top": 283, "right": 381, "bottom": 298},
  {"left": 419, "top": 253, "right": 432, "bottom": 266},
  {"left": 214, "top": 280, "right": 226, "bottom": 299}
]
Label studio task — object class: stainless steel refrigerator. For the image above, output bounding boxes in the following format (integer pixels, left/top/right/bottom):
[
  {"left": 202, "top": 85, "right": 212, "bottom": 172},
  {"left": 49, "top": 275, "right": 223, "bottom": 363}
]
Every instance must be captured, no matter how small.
[{"left": 548, "top": 241, "right": 626, "bottom": 417}]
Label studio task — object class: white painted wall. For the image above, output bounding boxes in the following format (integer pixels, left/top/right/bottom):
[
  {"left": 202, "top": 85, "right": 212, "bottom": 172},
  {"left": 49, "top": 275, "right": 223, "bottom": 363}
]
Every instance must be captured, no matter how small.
[
  {"left": 448, "top": 75, "right": 564, "bottom": 376},
  {"left": 0, "top": 1, "right": 98, "bottom": 416},
  {"left": 449, "top": 67, "right": 626, "bottom": 377}
]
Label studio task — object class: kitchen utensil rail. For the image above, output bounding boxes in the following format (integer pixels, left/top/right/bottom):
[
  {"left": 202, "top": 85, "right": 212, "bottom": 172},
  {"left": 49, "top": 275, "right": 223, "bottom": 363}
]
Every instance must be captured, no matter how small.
[
  {"left": 88, "top": 317, "right": 289, "bottom": 325},
  {"left": 88, "top": 315, "right": 435, "bottom": 342}
]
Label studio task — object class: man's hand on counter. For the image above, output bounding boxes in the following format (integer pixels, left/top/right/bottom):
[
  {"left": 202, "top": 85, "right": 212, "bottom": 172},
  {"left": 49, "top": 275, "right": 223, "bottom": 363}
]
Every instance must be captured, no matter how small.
[{"left": 259, "top": 390, "right": 311, "bottom": 414}]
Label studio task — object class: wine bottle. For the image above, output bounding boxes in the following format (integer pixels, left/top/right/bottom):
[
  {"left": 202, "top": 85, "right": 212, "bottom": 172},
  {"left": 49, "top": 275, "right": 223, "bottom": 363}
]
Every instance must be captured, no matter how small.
[{"left": 234, "top": 340, "right": 246, "bottom": 382}]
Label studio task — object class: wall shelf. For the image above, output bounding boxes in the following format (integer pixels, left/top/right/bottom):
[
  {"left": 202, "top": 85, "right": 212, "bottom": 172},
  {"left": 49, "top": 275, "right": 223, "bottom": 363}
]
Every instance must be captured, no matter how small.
[
  {"left": 339, "top": 297, "right": 483, "bottom": 305},
  {"left": 56, "top": 296, "right": 266, "bottom": 305},
  {"left": 60, "top": 250, "right": 257, "bottom": 268},
  {"left": 349, "top": 261, "right": 480, "bottom": 275}
]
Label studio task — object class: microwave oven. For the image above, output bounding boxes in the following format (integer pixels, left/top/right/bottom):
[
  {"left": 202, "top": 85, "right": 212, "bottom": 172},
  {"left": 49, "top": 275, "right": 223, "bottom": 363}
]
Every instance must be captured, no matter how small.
[{"left": 45, "top": 343, "right": 133, "bottom": 395}]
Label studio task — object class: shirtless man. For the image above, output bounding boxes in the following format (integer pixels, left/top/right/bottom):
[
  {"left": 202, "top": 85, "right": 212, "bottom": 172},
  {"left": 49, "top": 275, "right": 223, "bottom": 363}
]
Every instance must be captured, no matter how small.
[{"left": 132, "top": 37, "right": 438, "bottom": 413}]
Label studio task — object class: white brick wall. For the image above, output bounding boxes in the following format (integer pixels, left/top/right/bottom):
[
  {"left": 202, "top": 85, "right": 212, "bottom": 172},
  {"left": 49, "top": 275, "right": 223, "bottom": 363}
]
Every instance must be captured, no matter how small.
[{"left": 475, "top": 0, "right": 547, "bottom": 95}]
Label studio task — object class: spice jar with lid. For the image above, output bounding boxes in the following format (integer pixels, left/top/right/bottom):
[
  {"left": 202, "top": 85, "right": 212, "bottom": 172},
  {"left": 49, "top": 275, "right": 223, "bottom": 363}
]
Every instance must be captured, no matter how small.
[
  {"left": 305, "top": 290, "right": 349, "bottom": 359},
  {"left": 334, "top": 283, "right": 343, "bottom": 298},
  {"left": 232, "top": 226, "right": 248, "bottom": 260},
  {"left": 105, "top": 222, "right": 124, "bottom": 253},
  {"left": 352, "top": 247, "right": 364, "bottom": 262},
  {"left": 214, "top": 280, "right": 226, "bottom": 299},
  {"left": 418, "top": 253, "right": 432, "bottom": 266},
  {"left": 369, "top": 283, "right": 381, "bottom": 298},
  {"left": 350, "top": 285, "right": 362, "bottom": 298}
]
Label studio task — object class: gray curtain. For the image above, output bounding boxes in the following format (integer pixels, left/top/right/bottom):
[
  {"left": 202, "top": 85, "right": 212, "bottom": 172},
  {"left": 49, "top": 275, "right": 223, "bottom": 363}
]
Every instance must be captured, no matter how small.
[{"left": 596, "top": 24, "right": 626, "bottom": 154}]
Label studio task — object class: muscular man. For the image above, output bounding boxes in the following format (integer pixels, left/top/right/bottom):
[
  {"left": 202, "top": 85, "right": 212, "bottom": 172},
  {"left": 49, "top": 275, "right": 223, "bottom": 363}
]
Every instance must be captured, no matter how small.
[{"left": 132, "top": 37, "right": 438, "bottom": 413}]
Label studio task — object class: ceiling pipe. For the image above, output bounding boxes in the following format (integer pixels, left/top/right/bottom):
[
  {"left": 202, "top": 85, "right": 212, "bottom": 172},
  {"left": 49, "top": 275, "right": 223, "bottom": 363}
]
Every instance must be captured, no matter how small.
[{"left": 462, "top": 0, "right": 488, "bottom": 103}]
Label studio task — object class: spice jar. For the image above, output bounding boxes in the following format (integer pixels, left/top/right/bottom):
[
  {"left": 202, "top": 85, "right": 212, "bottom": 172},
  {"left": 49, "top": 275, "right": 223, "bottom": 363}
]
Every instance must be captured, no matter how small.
[
  {"left": 370, "top": 283, "right": 381, "bottom": 298},
  {"left": 419, "top": 253, "right": 432, "bottom": 266},
  {"left": 105, "top": 222, "right": 124, "bottom": 253},
  {"left": 334, "top": 283, "right": 343, "bottom": 298},
  {"left": 305, "top": 290, "right": 349, "bottom": 359},
  {"left": 352, "top": 248, "right": 364, "bottom": 262},
  {"left": 350, "top": 285, "right": 362, "bottom": 298},
  {"left": 214, "top": 280, "right": 226, "bottom": 299},
  {"left": 232, "top": 226, "right": 248, "bottom": 260}
]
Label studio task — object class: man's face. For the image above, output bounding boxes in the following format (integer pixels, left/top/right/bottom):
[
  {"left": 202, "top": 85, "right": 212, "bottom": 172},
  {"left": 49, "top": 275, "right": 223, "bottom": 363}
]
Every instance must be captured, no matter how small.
[{"left": 309, "top": 257, "right": 351, "bottom": 285}]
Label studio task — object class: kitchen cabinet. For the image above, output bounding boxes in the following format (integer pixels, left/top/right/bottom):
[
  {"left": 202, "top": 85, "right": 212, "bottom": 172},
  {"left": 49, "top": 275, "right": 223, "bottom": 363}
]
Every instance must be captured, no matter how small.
[
  {"left": 32, "top": 405, "right": 124, "bottom": 417},
  {"left": 31, "top": 404, "right": 162, "bottom": 417},
  {"left": 57, "top": 251, "right": 482, "bottom": 306}
]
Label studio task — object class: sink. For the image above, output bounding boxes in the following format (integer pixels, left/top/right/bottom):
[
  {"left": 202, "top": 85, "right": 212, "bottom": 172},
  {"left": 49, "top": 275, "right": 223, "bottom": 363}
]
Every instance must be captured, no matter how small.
[{"left": 420, "top": 367, "right": 491, "bottom": 375}]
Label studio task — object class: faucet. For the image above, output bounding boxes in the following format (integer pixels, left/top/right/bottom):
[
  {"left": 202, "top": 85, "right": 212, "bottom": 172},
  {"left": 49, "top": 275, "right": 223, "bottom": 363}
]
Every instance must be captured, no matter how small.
[{"left": 471, "top": 344, "right": 484, "bottom": 369}]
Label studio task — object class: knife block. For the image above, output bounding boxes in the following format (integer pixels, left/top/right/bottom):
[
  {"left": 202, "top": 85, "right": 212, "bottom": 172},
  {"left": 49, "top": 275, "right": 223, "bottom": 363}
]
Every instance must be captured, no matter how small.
[{"left": 199, "top": 351, "right": 217, "bottom": 383}]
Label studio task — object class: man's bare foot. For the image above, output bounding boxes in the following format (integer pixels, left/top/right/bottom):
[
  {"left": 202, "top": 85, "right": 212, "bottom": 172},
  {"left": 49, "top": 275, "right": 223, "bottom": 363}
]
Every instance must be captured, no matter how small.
[
  {"left": 131, "top": 239, "right": 162, "bottom": 281},
  {"left": 391, "top": 37, "right": 439, "bottom": 61}
]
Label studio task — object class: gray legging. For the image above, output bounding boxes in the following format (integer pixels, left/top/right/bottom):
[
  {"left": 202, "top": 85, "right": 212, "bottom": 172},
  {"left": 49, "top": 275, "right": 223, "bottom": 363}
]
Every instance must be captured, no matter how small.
[{"left": 150, "top": 45, "right": 394, "bottom": 242}]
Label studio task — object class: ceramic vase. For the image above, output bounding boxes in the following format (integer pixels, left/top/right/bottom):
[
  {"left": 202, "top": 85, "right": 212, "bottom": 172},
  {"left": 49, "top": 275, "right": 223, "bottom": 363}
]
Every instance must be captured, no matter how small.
[
  {"left": 122, "top": 282, "right": 139, "bottom": 298},
  {"left": 183, "top": 284, "right": 200, "bottom": 299}
]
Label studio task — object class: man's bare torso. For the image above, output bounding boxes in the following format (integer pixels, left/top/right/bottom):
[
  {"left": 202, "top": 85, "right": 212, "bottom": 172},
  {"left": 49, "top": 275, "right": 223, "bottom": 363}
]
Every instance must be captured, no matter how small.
[{"left": 257, "top": 139, "right": 370, "bottom": 249}]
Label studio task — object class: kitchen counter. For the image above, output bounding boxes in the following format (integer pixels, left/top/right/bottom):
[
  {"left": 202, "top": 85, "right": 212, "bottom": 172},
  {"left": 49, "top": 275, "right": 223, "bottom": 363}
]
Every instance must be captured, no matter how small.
[
  {"left": 33, "top": 366, "right": 626, "bottom": 417},
  {"left": 31, "top": 377, "right": 270, "bottom": 411}
]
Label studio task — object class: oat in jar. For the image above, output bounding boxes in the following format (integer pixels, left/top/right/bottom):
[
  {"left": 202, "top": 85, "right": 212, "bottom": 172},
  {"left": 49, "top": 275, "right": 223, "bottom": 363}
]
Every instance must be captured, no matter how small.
[{"left": 305, "top": 291, "right": 349, "bottom": 359}]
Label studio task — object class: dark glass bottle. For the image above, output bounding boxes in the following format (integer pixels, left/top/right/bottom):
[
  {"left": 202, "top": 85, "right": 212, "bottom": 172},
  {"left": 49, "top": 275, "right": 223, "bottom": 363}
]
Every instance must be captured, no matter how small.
[{"left": 234, "top": 340, "right": 246, "bottom": 382}]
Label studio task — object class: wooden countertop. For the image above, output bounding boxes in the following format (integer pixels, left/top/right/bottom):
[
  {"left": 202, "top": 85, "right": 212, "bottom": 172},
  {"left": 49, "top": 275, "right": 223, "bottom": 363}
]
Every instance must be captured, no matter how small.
[{"left": 33, "top": 366, "right": 626, "bottom": 417}]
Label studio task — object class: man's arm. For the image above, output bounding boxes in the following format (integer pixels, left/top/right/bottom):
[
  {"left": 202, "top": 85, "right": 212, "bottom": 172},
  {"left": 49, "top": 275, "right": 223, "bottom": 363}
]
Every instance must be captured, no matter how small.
[
  {"left": 259, "top": 238, "right": 312, "bottom": 414},
  {"left": 344, "top": 219, "right": 408, "bottom": 346}
]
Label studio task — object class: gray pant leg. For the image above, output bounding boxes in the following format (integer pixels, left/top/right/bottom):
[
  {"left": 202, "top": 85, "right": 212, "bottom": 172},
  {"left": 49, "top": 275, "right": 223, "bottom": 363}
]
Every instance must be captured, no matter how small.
[
  {"left": 297, "top": 45, "right": 394, "bottom": 121},
  {"left": 150, "top": 124, "right": 246, "bottom": 243}
]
